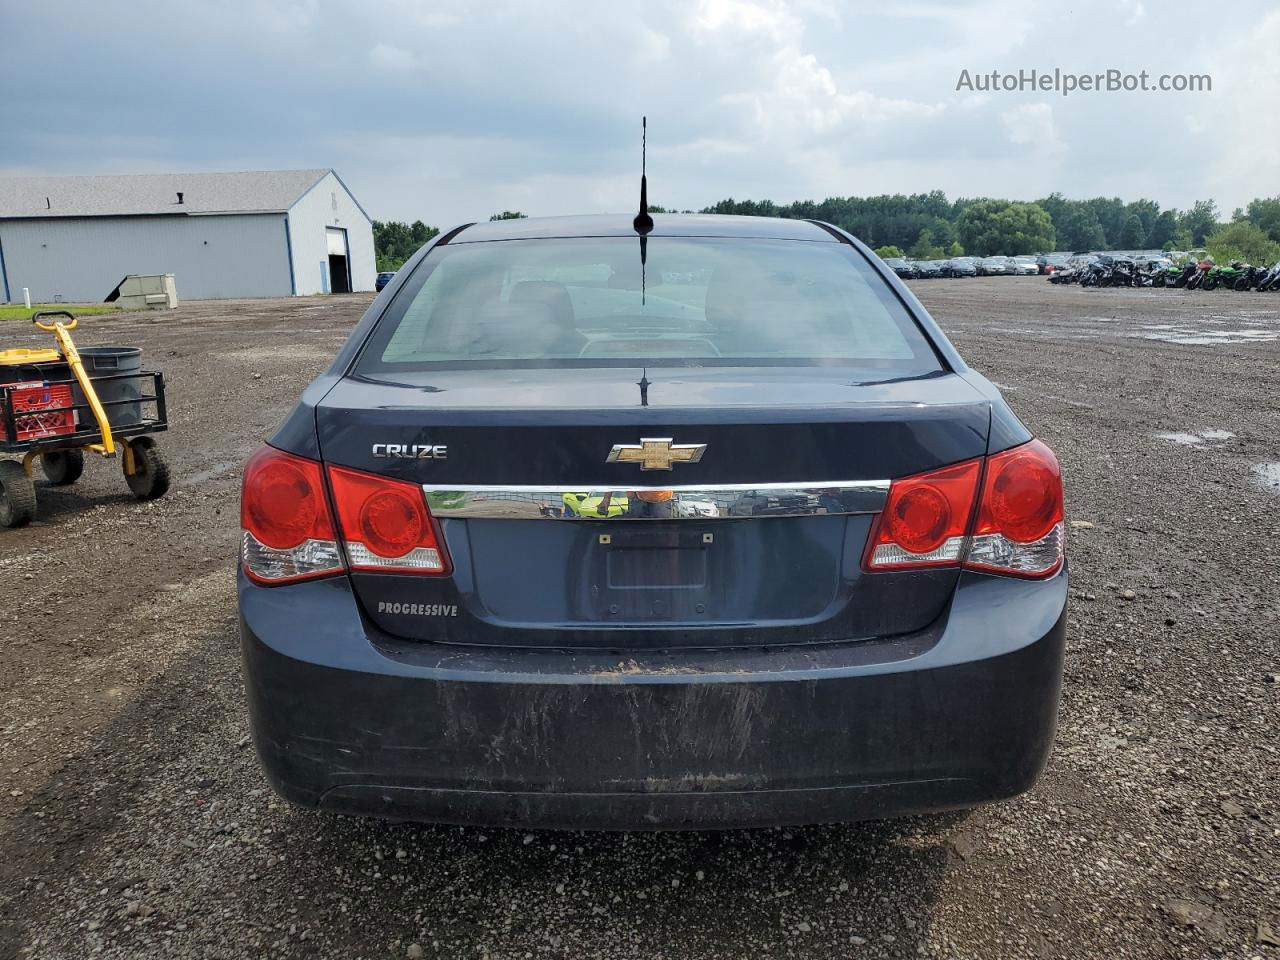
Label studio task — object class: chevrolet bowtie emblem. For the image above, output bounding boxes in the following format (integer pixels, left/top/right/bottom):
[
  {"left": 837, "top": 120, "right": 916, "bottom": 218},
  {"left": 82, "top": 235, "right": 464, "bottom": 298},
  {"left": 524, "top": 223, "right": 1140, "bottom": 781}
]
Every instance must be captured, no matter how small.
[{"left": 607, "top": 437, "right": 706, "bottom": 471}]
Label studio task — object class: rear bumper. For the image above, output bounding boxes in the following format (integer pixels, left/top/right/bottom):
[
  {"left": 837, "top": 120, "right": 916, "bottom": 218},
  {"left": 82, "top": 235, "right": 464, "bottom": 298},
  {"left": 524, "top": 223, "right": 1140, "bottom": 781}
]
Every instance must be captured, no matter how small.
[{"left": 239, "top": 569, "right": 1067, "bottom": 830}]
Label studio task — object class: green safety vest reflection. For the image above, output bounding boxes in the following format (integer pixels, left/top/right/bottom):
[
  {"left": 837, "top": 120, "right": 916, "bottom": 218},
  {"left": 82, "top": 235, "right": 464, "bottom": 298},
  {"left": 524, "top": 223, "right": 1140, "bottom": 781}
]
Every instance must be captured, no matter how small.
[{"left": 562, "top": 493, "right": 629, "bottom": 518}]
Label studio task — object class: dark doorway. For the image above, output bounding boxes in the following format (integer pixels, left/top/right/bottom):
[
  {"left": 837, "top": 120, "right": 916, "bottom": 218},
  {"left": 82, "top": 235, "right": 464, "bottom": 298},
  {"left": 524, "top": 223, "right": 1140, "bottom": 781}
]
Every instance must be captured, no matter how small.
[
  {"left": 325, "top": 227, "right": 351, "bottom": 294},
  {"left": 328, "top": 254, "right": 350, "bottom": 293}
]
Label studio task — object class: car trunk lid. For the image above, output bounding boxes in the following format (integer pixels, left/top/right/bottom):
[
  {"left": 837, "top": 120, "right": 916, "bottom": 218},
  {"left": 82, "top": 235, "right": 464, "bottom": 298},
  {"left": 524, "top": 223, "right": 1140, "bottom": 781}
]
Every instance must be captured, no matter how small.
[{"left": 315, "top": 366, "right": 991, "bottom": 649}]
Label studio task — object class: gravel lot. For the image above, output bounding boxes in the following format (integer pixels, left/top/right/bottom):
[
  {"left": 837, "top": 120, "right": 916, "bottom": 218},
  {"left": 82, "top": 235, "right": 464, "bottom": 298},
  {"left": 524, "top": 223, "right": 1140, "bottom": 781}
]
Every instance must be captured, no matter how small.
[{"left": 1, "top": 279, "right": 1276, "bottom": 960}]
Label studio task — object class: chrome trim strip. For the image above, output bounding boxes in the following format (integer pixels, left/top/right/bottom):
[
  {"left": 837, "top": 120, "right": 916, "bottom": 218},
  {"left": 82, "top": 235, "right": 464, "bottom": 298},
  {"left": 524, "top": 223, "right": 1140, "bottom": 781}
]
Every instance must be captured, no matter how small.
[{"left": 423, "top": 481, "right": 889, "bottom": 520}]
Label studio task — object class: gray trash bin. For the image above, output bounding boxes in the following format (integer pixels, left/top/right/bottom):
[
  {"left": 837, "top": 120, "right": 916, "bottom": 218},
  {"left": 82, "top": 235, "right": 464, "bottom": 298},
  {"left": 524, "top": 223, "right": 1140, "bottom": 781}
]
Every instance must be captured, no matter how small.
[{"left": 72, "top": 347, "right": 143, "bottom": 429}]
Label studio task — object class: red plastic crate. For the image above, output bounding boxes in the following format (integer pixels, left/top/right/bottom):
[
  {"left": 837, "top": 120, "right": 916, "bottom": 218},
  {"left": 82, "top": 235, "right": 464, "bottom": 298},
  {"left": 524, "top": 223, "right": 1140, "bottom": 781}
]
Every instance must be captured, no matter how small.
[{"left": 3, "top": 382, "right": 75, "bottom": 443}]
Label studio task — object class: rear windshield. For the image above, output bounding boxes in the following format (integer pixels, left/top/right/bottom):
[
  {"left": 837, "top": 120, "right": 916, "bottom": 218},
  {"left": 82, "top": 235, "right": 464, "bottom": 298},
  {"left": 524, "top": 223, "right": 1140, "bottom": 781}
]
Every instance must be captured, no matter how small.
[{"left": 355, "top": 236, "right": 942, "bottom": 375}]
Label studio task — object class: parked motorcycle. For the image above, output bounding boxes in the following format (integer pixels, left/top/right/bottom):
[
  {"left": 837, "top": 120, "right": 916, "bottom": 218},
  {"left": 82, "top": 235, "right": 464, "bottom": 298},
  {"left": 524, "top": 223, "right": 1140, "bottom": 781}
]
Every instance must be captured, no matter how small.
[
  {"left": 1260, "top": 262, "right": 1280, "bottom": 291},
  {"left": 1202, "top": 261, "right": 1246, "bottom": 291},
  {"left": 1233, "top": 264, "right": 1269, "bottom": 290},
  {"left": 1151, "top": 263, "right": 1192, "bottom": 287},
  {"left": 1185, "top": 259, "right": 1214, "bottom": 290}
]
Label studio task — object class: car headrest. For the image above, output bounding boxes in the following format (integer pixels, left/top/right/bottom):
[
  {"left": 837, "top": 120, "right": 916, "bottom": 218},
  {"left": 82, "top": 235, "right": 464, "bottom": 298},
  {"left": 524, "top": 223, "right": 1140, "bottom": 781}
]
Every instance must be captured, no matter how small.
[{"left": 510, "top": 281, "right": 575, "bottom": 332}]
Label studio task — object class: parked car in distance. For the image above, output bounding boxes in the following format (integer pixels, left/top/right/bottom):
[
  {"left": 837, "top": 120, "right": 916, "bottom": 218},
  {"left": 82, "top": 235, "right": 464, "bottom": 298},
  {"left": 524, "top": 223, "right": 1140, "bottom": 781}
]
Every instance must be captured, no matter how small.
[
  {"left": 913, "top": 260, "right": 942, "bottom": 279},
  {"left": 883, "top": 257, "right": 918, "bottom": 280},
  {"left": 1038, "top": 254, "right": 1072, "bottom": 274},
  {"left": 941, "top": 258, "right": 978, "bottom": 277},
  {"left": 239, "top": 213, "right": 1067, "bottom": 830},
  {"left": 978, "top": 256, "right": 1012, "bottom": 276},
  {"left": 1011, "top": 257, "right": 1040, "bottom": 276},
  {"left": 375, "top": 271, "right": 397, "bottom": 292}
]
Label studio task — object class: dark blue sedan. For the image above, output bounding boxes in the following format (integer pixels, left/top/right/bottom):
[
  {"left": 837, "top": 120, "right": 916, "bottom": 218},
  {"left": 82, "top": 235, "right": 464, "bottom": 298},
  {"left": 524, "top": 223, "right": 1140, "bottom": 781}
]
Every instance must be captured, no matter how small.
[{"left": 239, "top": 214, "right": 1067, "bottom": 829}]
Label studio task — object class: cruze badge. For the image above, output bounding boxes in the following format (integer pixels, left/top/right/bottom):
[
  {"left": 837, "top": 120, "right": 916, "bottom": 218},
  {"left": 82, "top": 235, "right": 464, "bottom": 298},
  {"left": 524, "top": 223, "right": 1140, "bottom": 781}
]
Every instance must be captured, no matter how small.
[
  {"left": 372, "top": 443, "right": 447, "bottom": 460},
  {"left": 607, "top": 437, "right": 706, "bottom": 471}
]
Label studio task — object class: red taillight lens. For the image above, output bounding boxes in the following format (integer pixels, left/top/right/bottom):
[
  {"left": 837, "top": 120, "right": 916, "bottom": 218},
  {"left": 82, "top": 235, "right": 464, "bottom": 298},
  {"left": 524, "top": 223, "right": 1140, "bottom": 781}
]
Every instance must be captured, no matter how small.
[
  {"left": 866, "top": 459, "right": 981, "bottom": 569},
  {"left": 240, "top": 446, "right": 343, "bottom": 585},
  {"left": 890, "top": 485, "right": 952, "bottom": 553},
  {"left": 965, "top": 439, "right": 1064, "bottom": 578},
  {"left": 242, "top": 449, "right": 331, "bottom": 548},
  {"left": 361, "top": 488, "right": 427, "bottom": 553},
  {"left": 976, "top": 441, "right": 1061, "bottom": 543},
  {"left": 327, "top": 465, "right": 450, "bottom": 575}
]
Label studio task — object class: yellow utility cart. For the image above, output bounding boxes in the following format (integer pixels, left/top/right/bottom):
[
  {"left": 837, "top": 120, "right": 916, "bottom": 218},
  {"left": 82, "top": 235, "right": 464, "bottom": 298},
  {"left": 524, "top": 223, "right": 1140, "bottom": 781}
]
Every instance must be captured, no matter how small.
[{"left": 0, "top": 310, "right": 170, "bottom": 528}]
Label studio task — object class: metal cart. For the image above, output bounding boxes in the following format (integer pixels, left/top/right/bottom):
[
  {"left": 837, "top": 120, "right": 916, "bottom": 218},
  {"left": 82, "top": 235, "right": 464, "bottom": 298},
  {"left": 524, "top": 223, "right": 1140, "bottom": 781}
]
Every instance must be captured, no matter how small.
[{"left": 0, "top": 311, "right": 170, "bottom": 528}]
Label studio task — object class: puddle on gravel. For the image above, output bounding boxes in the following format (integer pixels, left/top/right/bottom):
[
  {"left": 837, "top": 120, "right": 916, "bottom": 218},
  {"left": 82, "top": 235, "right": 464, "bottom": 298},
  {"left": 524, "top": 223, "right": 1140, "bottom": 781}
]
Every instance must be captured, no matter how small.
[
  {"left": 1252, "top": 463, "right": 1280, "bottom": 493},
  {"left": 1155, "top": 430, "right": 1235, "bottom": 448},
  {"left": 1128, "top": 312, "right": 1280, "bottom": 345},
  {"left": 1142, "top": 330, "right": 1280, "bottom": 345}
]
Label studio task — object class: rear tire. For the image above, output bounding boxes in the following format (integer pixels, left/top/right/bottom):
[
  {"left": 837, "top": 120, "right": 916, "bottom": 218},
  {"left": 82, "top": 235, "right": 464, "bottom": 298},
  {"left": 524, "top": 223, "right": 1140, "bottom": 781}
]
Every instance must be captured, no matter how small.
[
  {"left": 41, "top": 449, "right": 85, "bottom": 486},
  {"left": 124, "top": 437, "right": 171, "bottom": 501},
  {"left": 0, "top": 460, "right": 37, "bottom": 528}
]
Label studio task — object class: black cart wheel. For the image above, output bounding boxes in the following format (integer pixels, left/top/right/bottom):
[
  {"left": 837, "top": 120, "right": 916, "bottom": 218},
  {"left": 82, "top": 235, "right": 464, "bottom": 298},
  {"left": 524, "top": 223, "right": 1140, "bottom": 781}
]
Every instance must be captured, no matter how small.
[
  {"left": 41, "top": 449, "right": 85, "bottom": 486},
  {"left": 0, "top": 460, "right": 37, "bottom": 528},
  {"left": 123, "top": 437, "right": 171, "bottom": 501}
]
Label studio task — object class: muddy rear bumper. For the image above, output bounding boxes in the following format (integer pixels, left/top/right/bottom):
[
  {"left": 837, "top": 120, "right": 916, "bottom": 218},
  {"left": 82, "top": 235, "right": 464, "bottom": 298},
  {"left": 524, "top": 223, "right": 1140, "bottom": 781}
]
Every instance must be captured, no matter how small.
[{"left": 239, "top": 569, "right": 1066, "bottom": 830}]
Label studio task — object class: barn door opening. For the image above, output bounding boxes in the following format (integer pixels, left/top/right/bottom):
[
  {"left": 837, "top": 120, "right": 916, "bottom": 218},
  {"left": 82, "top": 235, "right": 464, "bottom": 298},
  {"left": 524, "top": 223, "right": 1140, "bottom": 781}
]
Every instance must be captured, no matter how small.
[{"left": 326, "top": 227, "right": 351, "bottom": 294}]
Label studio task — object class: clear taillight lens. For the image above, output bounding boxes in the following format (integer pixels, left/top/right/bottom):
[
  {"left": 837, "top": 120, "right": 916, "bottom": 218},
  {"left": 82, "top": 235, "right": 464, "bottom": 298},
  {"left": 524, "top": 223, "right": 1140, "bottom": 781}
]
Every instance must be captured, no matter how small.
[
  {"left": 241, "top": 446, "right": 344, "bottom": 585},
  {"left": 327, "top": 465, "right": 450, "bottom": 575}
]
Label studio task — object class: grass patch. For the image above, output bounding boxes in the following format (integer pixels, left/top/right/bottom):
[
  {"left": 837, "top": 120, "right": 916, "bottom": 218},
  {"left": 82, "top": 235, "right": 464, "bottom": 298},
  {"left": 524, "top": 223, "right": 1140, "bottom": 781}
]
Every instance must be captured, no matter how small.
[{"left": 0, "top": 304, "right": 124, "bottom": 323}]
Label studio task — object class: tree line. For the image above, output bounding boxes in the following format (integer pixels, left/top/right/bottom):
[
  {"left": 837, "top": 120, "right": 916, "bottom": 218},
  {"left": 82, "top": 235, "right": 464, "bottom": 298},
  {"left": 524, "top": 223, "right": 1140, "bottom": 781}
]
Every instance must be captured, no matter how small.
[
  {"left": 373, "top": 211, "right": 528, "bottom": 270},
  {"left": 374, "top": 194, "right": 1280, "bottom": 270}
]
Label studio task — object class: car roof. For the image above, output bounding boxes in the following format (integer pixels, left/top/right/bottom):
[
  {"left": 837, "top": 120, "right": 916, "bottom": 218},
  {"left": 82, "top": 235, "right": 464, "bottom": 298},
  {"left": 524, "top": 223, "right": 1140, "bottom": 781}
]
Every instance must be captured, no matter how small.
[{"left": 448, "top": 213, "right": 838, "bottom": 244}]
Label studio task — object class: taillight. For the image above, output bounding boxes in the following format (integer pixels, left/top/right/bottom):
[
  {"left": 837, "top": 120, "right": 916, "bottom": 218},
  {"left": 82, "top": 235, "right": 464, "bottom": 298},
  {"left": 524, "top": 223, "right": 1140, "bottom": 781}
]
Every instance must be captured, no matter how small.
[
  {"left": 964, "top": 439, "right": 1064, "bottom": 578},
  {"left": 327, "top": 465, "right": 450, "bottom": 575},
  {"left": 864, "top": 439, "right": 1064, "bottom": 579},
  {"left": 865, "top": 459, "right": 981, "bottom": 569},
  {"left": 241, "top": 446, "right": 344, "bottom": 585}
]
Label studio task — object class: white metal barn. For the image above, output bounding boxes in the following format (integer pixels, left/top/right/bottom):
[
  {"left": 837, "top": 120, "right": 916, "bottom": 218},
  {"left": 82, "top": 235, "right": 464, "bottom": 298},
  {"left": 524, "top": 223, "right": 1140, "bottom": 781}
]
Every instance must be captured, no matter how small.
[{"left": 0, "top": 169, "right": 375, "bottom": 303}]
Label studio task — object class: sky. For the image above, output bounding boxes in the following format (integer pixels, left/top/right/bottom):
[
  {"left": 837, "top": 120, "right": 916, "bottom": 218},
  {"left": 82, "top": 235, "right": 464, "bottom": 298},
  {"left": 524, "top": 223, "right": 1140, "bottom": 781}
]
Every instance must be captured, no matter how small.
[{"left": 2, "top": 0, "right": 1277, "bottom": 227}]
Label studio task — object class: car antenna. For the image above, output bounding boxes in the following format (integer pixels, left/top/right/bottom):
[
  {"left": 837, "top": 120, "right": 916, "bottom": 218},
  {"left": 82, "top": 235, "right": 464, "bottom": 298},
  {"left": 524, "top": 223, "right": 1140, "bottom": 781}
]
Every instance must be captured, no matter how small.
[
  {"left": 633, "top": 117, "right": 653, "bottom": 305},
  {"left": 633, "top": 116, "right": 653, "bottom": 236}
]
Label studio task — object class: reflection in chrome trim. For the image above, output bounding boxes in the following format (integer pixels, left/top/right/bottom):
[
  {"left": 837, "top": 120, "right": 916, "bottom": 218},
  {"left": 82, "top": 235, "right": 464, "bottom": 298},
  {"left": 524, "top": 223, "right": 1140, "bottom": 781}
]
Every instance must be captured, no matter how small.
[{"left": 423, "top": 481, "right": 889, "bottom": 520}]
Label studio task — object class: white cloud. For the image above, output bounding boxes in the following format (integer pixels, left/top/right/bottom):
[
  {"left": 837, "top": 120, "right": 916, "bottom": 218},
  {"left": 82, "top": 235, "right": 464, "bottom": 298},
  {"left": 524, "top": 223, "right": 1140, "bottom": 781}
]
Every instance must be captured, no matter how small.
[
  {"left": 1001, "top": 103, "right": 1062, "bottom": 153},
  {"left": 694, "top": 0, "right": 795, "bottom": 39},
  {"left": 690, "top": 0, "right": 943, "bottom": 147}
]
